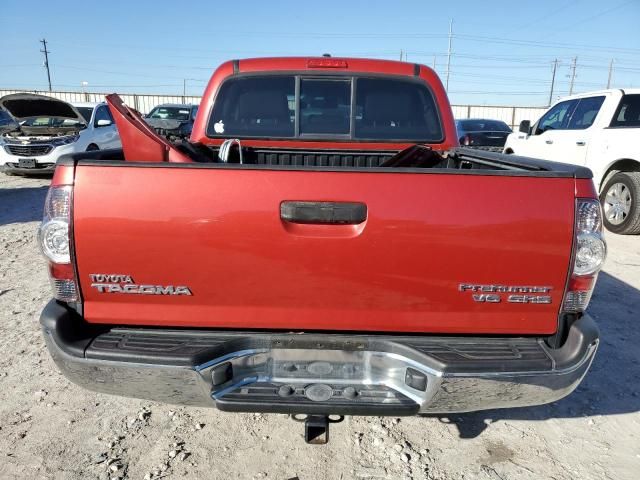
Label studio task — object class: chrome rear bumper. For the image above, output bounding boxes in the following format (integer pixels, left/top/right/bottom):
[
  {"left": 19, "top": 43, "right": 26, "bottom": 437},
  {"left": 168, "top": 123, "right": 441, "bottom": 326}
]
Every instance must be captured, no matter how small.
[{"left": 41, "top": 301, "right": 598, "bottom": 414}]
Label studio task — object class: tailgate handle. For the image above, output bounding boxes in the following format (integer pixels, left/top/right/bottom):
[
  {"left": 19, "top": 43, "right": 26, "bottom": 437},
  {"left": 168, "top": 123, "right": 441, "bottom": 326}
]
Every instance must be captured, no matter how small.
[{"left": 280, "top": 201, "right": 367, "bottom": 225}]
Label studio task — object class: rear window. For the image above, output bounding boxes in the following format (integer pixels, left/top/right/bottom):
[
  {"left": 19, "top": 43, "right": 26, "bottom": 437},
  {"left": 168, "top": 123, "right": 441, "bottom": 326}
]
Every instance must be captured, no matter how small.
[
  {"left": 300, "top": 79, "right": 350, "bottom": 135},
  {"left": 207, "top": 75, "right": 443, "bottom": 142},
  {"left": 610, "top": 94, "right": 640, "bottom": 128},
  {"left": 148, "top": 106, "right": 192, "bottom": 121},
  {"left": 209, "top": 76, "right": 295, "bottom": 137}
]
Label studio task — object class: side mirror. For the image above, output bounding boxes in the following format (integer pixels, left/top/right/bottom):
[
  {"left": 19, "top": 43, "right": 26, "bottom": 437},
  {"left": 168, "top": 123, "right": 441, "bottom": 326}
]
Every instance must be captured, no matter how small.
[
  {"left": 96, "top": 119, "right": 112, "bottom": 127},
  {"left": 518, "top": 120, "right": 531, "bottom": 134}
]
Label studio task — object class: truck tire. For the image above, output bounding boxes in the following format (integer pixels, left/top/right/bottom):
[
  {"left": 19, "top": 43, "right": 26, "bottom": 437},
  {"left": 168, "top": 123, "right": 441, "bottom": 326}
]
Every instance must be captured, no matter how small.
[
  {"left": 600, "top": 171, "right": 640, "bottom": 235},
  {"left": 86, "top": 144, "right": 99, "bottom": 151}
]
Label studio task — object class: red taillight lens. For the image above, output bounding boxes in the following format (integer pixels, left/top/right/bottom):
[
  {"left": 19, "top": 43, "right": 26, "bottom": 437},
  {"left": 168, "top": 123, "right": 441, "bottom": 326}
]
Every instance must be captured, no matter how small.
[
  {"left": 563, "top": 198, "right": 606, "bottom": 313},
  {"left": 564, "top": 275, "right": 597, "bottom": 313},
  {"left": 39, "top": 180, "right": 78, "bottom": 302}
]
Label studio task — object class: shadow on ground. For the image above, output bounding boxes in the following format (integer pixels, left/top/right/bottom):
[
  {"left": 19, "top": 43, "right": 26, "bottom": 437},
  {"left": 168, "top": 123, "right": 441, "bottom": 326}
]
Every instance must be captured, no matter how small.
[
  {"left": 0, "top": 186, "right": 49, "bottom": 225},
  {"left": 437, "top": 271, "right": 640, "bottom": 438}
]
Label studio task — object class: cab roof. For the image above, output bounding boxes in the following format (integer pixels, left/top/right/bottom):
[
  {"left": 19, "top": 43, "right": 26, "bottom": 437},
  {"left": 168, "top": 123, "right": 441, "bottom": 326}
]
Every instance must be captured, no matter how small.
[{"left": 231, "top": 56, "right": 429, "bottom": 77}]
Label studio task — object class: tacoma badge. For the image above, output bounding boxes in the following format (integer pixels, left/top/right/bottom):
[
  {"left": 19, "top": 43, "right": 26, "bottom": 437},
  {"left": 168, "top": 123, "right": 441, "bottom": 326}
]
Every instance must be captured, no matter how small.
[{"left": 90, "top": 274, "right": 192, "bottom": 296}]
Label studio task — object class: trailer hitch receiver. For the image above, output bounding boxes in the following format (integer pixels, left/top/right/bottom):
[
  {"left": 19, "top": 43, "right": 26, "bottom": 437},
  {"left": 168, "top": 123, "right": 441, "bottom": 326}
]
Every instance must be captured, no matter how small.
[{"left": 292, "top": 414, "right": 344, "bottom": 444}]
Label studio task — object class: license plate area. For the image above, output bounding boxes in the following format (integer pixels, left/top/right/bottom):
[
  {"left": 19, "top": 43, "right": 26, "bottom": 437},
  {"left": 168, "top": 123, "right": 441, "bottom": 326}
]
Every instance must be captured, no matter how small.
[
  {"left": 206, "top": 348, "right": 437, "bottom": 408},
  {"left": 18, "top": 158, "right": 36, "bottom": 168}
]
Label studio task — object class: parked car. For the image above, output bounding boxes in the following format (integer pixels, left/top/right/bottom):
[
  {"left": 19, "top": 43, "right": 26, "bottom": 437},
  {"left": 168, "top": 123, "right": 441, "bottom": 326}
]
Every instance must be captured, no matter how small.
[
  {"left": 504, "top": 89, "right": 640, "bottom": 234},
  {"left": 0, "top": 94, "right": 121, "bottom": 175},
  {"left": 39, "top": 57, "right": 604, "bottom": 444},
  {"left": 455, "top": 118, "right": 512, "bottom": 151},
  {"left": 144, "top": 103, "right": 198, "bottom": 140}
]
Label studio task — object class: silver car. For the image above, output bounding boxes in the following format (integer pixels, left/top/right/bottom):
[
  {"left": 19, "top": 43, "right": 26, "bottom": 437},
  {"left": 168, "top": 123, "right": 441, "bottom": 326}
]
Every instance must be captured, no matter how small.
[{"left": 0, "top": 94, "right": 121, "bottom": 175}]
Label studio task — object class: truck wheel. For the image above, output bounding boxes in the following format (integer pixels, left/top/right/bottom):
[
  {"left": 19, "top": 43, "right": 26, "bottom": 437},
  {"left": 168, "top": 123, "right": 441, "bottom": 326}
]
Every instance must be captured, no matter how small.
[
  {"left": 86, "top": 144, "right": 99, "bottom": 151},
  {"left": 600, "top": 172, "right": 640, "bottom": 235}
]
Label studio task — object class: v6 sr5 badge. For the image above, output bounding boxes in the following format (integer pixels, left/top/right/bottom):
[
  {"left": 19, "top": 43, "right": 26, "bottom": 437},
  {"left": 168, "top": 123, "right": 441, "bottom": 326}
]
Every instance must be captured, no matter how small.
[{"left": 459, "top": 283, "right": 552, "bottom": 304}]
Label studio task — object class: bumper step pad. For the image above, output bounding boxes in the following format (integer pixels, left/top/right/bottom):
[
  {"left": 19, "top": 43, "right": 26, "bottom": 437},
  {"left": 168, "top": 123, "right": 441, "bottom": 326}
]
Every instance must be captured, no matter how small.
[{"left": 215, "top": 382, "right": 419, "bottom": 416}]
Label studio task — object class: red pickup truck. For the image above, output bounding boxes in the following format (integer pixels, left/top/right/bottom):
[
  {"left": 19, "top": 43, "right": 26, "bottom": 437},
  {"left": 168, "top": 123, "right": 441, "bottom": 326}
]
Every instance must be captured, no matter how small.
[{"left": 39, "top": 57, "right": 605, "bottom": 443}]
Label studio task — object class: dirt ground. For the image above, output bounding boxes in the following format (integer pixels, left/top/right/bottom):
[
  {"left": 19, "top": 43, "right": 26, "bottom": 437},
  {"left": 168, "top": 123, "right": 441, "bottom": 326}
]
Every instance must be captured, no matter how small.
[{"left": 1, "top": 174, "right": 639, "bottom": 480}]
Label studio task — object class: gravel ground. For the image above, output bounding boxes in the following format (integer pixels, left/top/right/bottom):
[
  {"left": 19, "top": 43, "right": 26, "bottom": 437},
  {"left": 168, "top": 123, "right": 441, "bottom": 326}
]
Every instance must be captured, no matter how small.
[{"left": 1, "top": 174, "right": 639, "bottom": 480}]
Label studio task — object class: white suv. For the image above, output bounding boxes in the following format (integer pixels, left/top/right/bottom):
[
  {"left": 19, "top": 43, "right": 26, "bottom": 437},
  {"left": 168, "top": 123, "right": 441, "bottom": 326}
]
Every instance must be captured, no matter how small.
[
  {"left": 0, "top": 94, "right": 121, "bottom": 175},
  {"left": 504, "top": 89, "right": 640, "bottom": 234}
]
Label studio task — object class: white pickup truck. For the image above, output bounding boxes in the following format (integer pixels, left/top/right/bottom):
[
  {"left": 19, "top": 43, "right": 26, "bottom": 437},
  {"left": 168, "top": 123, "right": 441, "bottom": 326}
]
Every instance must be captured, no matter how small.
[{"left": 504, "top": 89, "right": 640, "bottom": 234}]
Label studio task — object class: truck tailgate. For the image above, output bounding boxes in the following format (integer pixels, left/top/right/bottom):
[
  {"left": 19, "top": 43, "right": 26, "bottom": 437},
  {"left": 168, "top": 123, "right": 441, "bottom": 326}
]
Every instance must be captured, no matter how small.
[{"left": 73, "top": 164, "right": 575, "bottom": 334}]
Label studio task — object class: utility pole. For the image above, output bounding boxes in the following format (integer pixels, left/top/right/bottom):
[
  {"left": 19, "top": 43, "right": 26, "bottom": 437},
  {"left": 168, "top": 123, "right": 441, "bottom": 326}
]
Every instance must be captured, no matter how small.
[
  {"left": 433, "top": 55, "right": 437, "bottom": 70},
  {"left": 399, "top": 49, "right": 403, "bottom": 62},
  {"left": 183, "top": 78, "right": 200, "bottom": 101},
  {"left": 568, "top": 56, "right": 577, "bottom": 95},
  {"left": 445, "top": 19, "right": 453, "bottom": 91},
  {"left": 607, "top": 59, "right": 614, "bottom": 88},
  {"left": 40, "top": 39, "right": 52, "bottom": 92},
  {"left": 548, "top": 59, "right": 559, "bottom": 106}
]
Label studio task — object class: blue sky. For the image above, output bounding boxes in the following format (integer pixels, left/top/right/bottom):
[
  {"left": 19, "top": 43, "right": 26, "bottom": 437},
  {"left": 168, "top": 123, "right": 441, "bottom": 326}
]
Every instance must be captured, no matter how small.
[{"left": 1, "top": 0, "right": 639, "bottom": 106}]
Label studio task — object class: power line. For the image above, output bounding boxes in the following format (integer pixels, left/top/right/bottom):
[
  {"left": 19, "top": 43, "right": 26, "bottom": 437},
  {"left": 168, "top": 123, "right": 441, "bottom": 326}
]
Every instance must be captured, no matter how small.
[
  {"left": 0, "top": 83, "right": 185, "bottom": 89},
  {"left": 39, "top": 39, "right": 52, "bottom": 92},
  {"left": 453, "top": 33, "right": 640, "bottom": 56},
  {"left": 448, "top": 63, "right": 553, "bottom": 69},
  {"left": 579, "top": 63, "right": 640, "bottom": 73},
  {"left": 546, "top": 0, "right": 636, "bottom": 38},
  {"left": 449, "top": 90, "right": 548, "bottom": 95},
  {"left": 51, "top": 29, "right": 640, "bottom": 56},
  {"left": 14, "top": 55, "right": 637, "bottom": 74},
  {"left": 7, "top": 34, "right": 636, "bottom": 102},
  {"left": 54, "top": 64, "right": 208, "bottom": 82},
  {"left": 432, "top": 52, "right": 553, "bottom": 65},
  {"left": 512, "top": 0, "right": 581, "bottom": 32},
  {"left": 448, "top": 71, "right": 551, "bottom": 82}
]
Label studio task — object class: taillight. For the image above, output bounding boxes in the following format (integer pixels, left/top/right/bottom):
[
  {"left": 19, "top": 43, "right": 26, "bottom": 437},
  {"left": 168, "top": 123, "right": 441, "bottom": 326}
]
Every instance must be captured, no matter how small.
[
  {"left": 563, "top": 198, "right": 607, "bottom": 312},
  {"left": 39, "top": 180, "right": 79, "bottom": 302}
]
